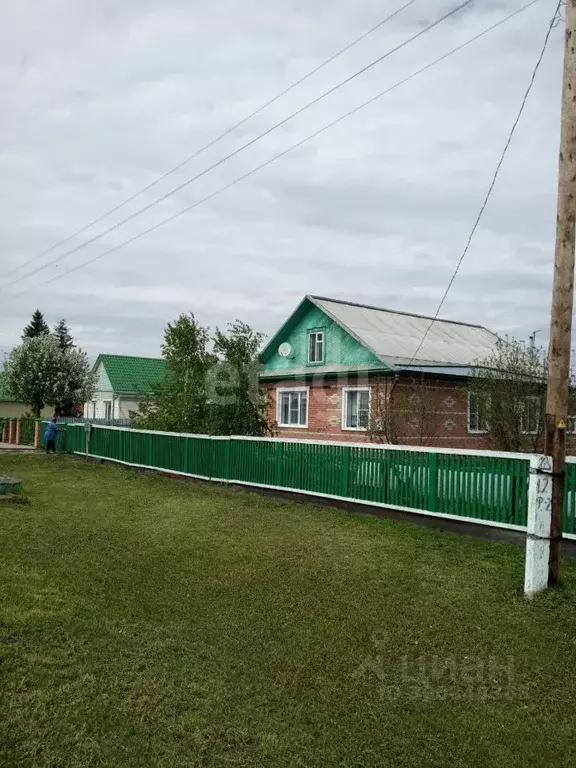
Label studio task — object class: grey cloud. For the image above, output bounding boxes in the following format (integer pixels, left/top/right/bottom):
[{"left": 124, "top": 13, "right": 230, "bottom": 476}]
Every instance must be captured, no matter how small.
[{"left": 0, "top": 0, "right": 566, "bottom": 360}]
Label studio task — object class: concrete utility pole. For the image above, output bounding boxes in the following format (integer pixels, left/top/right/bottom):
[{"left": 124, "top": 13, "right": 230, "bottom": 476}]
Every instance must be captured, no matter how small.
[{"left": 545, "top": 0, "right": 576, "bottom": 585}]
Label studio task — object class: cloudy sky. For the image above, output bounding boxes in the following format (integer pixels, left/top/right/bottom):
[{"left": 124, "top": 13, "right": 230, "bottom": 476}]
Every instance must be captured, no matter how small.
[{"left": 0, "top": 0, "right": 565, "bottom": 359}]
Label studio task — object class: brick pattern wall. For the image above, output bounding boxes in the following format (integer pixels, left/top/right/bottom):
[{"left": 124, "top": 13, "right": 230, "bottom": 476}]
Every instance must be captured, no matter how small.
[{"left": 266, "top": 376, "right": 490, "bottom": 450}]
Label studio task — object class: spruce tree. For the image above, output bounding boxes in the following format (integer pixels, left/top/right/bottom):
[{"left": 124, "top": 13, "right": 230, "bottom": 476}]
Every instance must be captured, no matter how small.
[
  {"left": 53, "top": 319, "right": 74, "bottom": 351},
  {"left": 22, "top": 309, "right": 49, "bottom": 339}
]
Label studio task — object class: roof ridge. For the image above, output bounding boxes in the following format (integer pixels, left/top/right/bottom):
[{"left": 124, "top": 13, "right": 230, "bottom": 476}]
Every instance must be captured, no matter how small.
[
  {"left": 309, "top": 295, "right": 487, "bottom": 331},
  {"left": 100, "top": 353, "right": 164, "bottom": 361}
]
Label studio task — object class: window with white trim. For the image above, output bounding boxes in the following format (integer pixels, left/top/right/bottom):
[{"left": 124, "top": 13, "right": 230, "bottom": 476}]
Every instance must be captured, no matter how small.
[
  {"left": 467, "top": 392, "right": 488, "bottom": 433},
  {"left": 342, "top": 387, "right": 370, "bottom": 430},
  {"left": 308, "top": 330, "right": 325, "bottom": 364},
  {"left": 104, "top": 401, "right": 112, "bottom": 420},
  {"left": 277, "top": 388, "right": 308, "bottom": 427},
  {"left": 521, "top": 396, "right": 541, "bottom": 435}
]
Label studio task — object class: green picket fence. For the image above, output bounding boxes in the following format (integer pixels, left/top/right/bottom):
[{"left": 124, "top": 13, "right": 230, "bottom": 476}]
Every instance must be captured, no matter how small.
[
  {"left": 563, "top": 460, "right": 576, "bottom": 534},
  {"left": 57, "top": 424, "right": 535, "bottom": 529},
  {"left": 0, "top": 417, "right": 35, "bottom": 445},
  {"left": 20, "top": 418, "right": 36, "bottom": 446},
  {"left": 40, "top": 421, "right": 68, "bottom": 452}
]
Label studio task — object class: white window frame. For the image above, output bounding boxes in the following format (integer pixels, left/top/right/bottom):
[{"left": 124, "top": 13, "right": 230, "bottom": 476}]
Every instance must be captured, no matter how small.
[
  {"left": 307, "top": 330, "right": 325, "bottom": 364},
  {"left": 276, "top": 387, "right": 309, "bottom": 428},
  {"left": 467, "top": 392, "right": 488, "bottom": 434},
  {"left": 342, "top": 387, "right": 371, "bottom": 431},
  {"left": 520, "top": 395, "right": 541, "bottom": 435},
  {"left": 104, "top": 400, "right": 112, "bottom": 420}
]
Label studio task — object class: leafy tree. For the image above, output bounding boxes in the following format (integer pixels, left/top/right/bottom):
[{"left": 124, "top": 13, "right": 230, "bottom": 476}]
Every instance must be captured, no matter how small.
[
  {"left": 53, "top": 319, "right": 74, "bottom": 351},
  {"left": 367, "top": 375, "right": 444, "bottom": 446},
  {"left": 22, "top": 309, "right": 49, "bottom": 339},
  {"left": 207, "top": 320, "right": 272, "bottom": 436},
  {"left": 53, "top": 347, "right": 94, "bottom": 417},
  {"left": 135, "top": 314, "right": 273, "bottom": 436},
  {"left": 470, "top": 337, "right": 548, "bottom": 452},
  {"left": 6, "top": 335, "right": 95, "bottom": 417},
  {"left": 135, "top": 313, "right": 214, "bottom": 433}
]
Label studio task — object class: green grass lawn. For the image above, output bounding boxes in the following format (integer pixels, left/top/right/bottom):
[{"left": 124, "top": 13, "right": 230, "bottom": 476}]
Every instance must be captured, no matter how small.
[{"left": 1, "top": 455, "right": 576, "bottom": 767}]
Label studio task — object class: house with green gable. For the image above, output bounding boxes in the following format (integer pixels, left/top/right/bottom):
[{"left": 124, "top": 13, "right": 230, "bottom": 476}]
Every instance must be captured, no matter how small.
[
  {"left": 84, "top": 355, "right": 165, "bottom": 421},
  {"left": 259, "top": 295, "right": 500, "bottom": 448}
]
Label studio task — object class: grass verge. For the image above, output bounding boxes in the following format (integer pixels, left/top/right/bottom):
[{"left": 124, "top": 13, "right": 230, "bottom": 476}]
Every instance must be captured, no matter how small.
[{"left": 1, "top": 454, "right": 576, "bottom": 767}]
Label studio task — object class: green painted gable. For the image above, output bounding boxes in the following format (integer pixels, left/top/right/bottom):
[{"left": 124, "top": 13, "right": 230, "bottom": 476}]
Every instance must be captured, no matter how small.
[
  {"left": 96, "top": 355, "right": 166, "bottom": 394},
  {"left": 260, "top": 298, "right": 387, "bottom": 377}
]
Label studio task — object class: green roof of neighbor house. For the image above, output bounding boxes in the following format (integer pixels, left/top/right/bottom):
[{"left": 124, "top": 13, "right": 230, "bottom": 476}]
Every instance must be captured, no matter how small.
[
  {"left": 95, "top": 355, "right": 166, "bottom": 394},
  {"left": 0, "top": 372, "right": 18, "bottom": 402}
]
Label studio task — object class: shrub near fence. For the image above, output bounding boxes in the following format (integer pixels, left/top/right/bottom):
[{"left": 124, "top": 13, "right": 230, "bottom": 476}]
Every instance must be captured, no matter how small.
[{"left": 53, "top": 423, "right": 540, "bottom": 531}]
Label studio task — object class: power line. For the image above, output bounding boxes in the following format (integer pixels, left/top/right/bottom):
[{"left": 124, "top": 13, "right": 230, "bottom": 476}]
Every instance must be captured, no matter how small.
[
  {"left": 3, "top": 0, "right": 472, "bottom": 293},
  {"left": 4, "top": 0, "right": 421, "bottom": 282},
  {"left": 9, "top": 0, "right": 544, "bottom": 300},
  {"left": 403, "top": 0, "right": 562, "bottom": 370}
]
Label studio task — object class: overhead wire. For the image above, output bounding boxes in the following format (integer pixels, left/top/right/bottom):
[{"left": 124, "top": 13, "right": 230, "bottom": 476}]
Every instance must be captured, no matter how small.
[
  {"left": 403, "top": 0, "right": 562, "bottom": 370},
  {"left": 4, "top": 0, "right": 420, "bottom": 280},
  {"left": 8, "top": 0, "right": 546, "bottom": 299},
  {"left": 2, "top": 0, "right": 473, "bottom": 292}
]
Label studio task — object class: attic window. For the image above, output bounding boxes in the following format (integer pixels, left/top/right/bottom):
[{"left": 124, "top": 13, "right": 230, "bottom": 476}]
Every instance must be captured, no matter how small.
[{"left": 308, "top": 330, "right": 325, "bottom": 364}]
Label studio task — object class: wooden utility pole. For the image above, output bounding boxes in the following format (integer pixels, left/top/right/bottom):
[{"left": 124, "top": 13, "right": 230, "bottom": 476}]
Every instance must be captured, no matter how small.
[{"left": 546, "top": 0, "right": 576, "bottom": 585}]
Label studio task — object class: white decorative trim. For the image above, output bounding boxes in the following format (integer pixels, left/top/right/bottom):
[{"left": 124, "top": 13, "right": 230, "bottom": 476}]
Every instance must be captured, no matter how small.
[
  {"left": 276, "top": 386, "right": 309, "bottom": 428},
  {"left": 467, "top": 391, "right": 488, "bottom": 435},
  {"left": 520, "top": 395, "right": 540, "bottom": 436},
  {"left": 341, "top": 386, "right": 371, "bottom": 431},
  {"left": 307, "top": 329, "right": 325, "bottom": 364}
]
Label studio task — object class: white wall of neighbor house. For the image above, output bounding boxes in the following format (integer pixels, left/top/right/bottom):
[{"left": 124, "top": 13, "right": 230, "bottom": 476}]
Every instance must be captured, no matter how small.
[
  {"left": 115, "top": 397, "right": 140, "bottom": 418},
  {"left": 82, "top": 361, "right": 142, "bottom": 419},
  {"left": 83, "top": 395, "right": 140, "bottom": 420},
  {"left": 84, "top": 361, "right": 112, "bottom": 419}
]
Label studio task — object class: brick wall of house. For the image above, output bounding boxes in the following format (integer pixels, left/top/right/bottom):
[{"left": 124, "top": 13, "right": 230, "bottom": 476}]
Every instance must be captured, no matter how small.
[{"left": 265, "top": 375, "right": 490, "bottom": 450}]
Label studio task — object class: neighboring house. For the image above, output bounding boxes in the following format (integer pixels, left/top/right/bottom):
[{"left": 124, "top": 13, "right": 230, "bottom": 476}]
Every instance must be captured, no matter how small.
[
  {"left": 259, "top": 295, "right": 501, "bottom": 449},
  {"left": 84, "top": 355, "right": 165, "bottom": 420},
  {"left": 0, "top": 372, "right": 52, "bottom": 418}
]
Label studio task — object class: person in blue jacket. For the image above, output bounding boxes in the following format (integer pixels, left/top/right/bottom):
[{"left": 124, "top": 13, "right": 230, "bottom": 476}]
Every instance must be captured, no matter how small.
[{"left": 45, "top": 418, "right": 58, "bottom": 454}]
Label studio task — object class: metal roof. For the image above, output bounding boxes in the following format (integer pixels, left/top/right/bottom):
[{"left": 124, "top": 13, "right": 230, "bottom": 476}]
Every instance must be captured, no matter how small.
[
  {"left": 310, "top": 296, "right": 499, "bottom": 368},
  {"left": 95, "top": 355, "right": 165, "bottom": 394}
]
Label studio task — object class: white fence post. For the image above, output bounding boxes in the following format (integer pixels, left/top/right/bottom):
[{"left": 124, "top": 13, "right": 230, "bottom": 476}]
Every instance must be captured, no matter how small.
[{"left": 524, "top": 454, "right": 553, "bottom": 598}]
